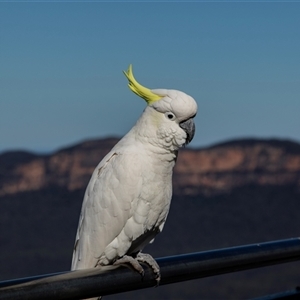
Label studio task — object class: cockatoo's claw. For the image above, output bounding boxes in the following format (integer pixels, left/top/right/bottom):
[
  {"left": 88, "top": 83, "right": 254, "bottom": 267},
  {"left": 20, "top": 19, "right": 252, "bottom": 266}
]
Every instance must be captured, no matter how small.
[
  {"left": 136, "top": 252, "right": 161, "bottom": 285},
  {"left": 113, "top": 253, "right": 161, "bottom": 285},
  {"left": 113, "top": 255, "right": 145, "bottom": 277}
]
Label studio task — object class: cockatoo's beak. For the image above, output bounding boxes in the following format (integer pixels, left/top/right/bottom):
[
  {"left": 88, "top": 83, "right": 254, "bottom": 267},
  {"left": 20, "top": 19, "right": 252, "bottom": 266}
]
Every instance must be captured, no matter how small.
[{"left": 179, "top": 118, "right": 195, "bottom": 145}]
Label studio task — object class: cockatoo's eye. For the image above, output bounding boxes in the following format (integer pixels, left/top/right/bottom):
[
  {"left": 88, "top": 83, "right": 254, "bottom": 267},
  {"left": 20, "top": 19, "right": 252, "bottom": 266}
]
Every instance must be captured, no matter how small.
[{"left": 165, "top": 112, "right": 176, "bottom": 120}]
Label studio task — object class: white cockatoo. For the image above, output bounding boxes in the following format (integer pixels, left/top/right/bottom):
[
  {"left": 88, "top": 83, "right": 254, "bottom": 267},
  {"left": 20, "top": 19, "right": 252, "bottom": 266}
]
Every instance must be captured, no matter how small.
[{"left": 71, "top": 65, "right": 197, "bottom": 284}]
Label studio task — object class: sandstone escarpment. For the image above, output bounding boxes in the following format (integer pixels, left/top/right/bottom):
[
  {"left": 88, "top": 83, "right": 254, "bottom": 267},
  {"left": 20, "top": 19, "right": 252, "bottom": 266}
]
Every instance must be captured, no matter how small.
[
  {"left": 174, "top": 139, "right": 300, "bottom": 196},
  {"left": 1, "top": 138, "right": 300, "bottom": 197}
]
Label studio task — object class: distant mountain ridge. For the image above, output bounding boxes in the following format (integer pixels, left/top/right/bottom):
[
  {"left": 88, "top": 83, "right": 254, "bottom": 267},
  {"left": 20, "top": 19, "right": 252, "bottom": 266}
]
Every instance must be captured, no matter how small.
[{"left": 0, "top": 137, "right": 300, "bottom": 197}]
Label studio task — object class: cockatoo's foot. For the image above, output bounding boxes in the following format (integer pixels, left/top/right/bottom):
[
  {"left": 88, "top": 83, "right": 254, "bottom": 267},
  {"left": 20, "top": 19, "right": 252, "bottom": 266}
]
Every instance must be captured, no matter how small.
[
  {"left": 113, "top": 253, "right": 161, "bottom": 285},
  {"left": 136, "top": 252, "right": 161, "bottom": 285},
  {"left": 113, "top": 255, "right": 145, "bottom": 276}
]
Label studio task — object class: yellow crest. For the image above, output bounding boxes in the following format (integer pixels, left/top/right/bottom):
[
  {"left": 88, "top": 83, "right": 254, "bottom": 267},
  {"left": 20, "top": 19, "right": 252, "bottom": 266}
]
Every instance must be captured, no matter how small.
[{"left": 123, "top": 64, "right": 163, "bottom": 105}]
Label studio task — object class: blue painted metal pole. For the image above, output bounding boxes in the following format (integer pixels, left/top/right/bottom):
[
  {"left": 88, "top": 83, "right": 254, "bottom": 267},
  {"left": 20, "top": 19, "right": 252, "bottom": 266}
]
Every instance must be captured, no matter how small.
[{"left": 0, "top": 238, "right": 300, "bottom": 300}]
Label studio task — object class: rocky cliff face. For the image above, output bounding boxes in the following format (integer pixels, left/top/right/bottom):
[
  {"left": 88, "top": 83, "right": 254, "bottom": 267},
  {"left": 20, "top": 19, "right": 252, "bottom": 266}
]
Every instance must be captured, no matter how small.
[
  {"left": 174, "top": 139, "right": 300, "bottom": 196},
  {"left": 1, "top": 137, "right": 300, "bottom": 197}
]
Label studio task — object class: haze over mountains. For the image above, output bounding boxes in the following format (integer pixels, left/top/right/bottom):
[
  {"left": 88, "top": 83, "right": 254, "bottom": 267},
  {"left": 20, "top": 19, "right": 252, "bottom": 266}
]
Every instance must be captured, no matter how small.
[{"left": 1, "top": 137, "right": 300, "bottom": 299}]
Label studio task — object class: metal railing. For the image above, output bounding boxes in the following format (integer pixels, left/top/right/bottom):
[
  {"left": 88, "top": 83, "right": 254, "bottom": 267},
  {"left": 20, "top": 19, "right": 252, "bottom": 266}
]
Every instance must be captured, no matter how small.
[{"left": 0, "top": 238, "right": 300, "bottom": 300}]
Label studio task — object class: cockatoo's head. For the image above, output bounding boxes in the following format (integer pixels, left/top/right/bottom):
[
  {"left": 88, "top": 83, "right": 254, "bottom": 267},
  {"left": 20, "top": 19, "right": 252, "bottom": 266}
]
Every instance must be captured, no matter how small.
[{"left": 124, "top": 65, "right": 198, "bottom": 150}]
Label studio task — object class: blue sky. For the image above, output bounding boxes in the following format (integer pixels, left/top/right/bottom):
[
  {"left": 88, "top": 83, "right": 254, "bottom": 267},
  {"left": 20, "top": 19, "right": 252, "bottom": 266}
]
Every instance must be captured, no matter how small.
[{"left": 1, "top": 2, "right": 300, "bottom": 153}]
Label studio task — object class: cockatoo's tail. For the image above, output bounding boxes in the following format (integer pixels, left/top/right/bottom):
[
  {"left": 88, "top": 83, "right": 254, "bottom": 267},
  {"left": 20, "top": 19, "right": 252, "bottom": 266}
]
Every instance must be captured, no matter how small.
[{"left": 123, "top": 64, "right": 163, "bottom": 105}]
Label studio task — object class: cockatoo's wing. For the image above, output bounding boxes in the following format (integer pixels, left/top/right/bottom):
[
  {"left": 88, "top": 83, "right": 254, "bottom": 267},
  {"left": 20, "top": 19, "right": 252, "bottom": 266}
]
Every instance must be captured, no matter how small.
[{"left": 72, "top": 149, "right": 143, "bottom": 270}]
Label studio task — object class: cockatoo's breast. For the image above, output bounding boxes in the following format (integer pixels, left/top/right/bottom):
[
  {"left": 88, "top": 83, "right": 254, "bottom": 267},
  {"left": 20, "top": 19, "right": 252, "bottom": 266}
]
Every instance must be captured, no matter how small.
[
  {"left": 116, "top": 137, "right": 175, "bottom": 230},
  {"left": 126, "top": 149, "right": 174, "bottom": 253},
  {"left": 93, "top": 141, "right": 175, "bottom": 266}
]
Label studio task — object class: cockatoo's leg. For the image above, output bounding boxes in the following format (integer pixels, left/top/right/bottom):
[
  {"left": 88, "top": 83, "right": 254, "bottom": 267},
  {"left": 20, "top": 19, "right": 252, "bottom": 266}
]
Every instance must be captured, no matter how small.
[{"left": 113, "top": 253, "right": 161, "bottom": 284}]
